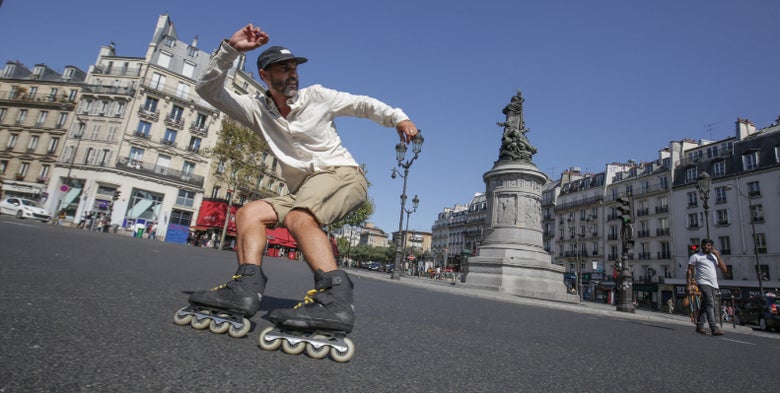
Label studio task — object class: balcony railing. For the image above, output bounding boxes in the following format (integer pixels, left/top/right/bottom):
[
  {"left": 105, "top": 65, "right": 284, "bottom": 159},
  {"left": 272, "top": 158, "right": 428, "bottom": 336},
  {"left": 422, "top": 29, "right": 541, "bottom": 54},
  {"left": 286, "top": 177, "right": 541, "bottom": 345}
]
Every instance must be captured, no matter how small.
[{"left": 117, "top": 157, "right": 203, "bottom": 187}]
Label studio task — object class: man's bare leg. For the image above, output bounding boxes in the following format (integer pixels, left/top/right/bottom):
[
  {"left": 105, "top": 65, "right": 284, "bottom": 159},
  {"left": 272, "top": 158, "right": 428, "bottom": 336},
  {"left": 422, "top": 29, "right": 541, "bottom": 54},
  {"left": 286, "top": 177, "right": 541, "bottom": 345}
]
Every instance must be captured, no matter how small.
[
  {"left": 235, "top": 200, "right": 278, "bottom": 266},
  {"left": 284, "top": 209, "right": 337, "bottom": 273},
  {"left": 267, "top": 208, "right": 353, "bottom": 332},
  {"left": 183, "top": 200, "right": 276, "bottom": 322}
]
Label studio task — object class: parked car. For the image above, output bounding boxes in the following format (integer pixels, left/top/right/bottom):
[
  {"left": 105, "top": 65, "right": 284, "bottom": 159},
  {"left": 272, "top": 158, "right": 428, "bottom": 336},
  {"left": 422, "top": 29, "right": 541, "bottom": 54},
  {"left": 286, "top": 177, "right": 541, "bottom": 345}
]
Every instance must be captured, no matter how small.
[
  {"left": 736, "top": 294, "right": 780, "bottom": 332},
  {"left": 0, "top": 197, "right": 51, "bottom": 222}
]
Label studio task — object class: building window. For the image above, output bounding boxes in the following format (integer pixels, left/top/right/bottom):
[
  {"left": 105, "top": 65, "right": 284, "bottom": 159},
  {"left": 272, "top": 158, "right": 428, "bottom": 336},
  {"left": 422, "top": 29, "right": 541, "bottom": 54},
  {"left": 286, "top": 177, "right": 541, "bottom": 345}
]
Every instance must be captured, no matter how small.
[
  {"left": 754, "top": 233, "right": 767, "bottom": 254},
  {"left": 129, "top": 147, "right": 144, "bottom": 163},
  {"left": 194, "top": 113, "right": 207, "bottom": 129},
  {"left": 169, "top": 105, "right": 183, "bottom": 122},
  {"left": 0, "top": 160, "right": 7, "bottom": 174},
  {"left": 143, "top": 97, "right": 159, "bottom": 113},
  {"left": 56, "top": 112, "right": 68, "bottom": 128},
  {"left": 47, "top": 137, "right": 59, "bottom": 154},
  {"left": 136, "top": 121, "right": 152, "bottom": 137},
  {"left": 715, "top": 209, "right": 729, "bottom": 225},
  {"left": 36, "top": 111, "right": 47, "bottom": 126},
  {"left": 16, "top": 109, "right": 27, "bottom": 124},
  {"left": 712, "top": 160, "right": 726, "bottom": 176},
  {"left": 176, "top": 189, "right": 195, "bottom": 207},
  {"left": 742, "top": 151, "right": 759, "bottom": 171},
  {"left": 163, "top": 129, "right": 177, "bottom": 144},
  {"left": 175, "top": 82, "right": 190, "bottom": 99},
  {"left": 747, "top": 181, "right": 760, "bottom": 197},
  {"left": 7, "top": 133, "right": 18, "bottom": 150},
  {"left": 750, "top": 204, "right": 764, "bottom": 223},
  {"left": 170, "top": 209, "right": 193, "bottom": 226},
  {"left": 182, "top": 161, "right": 195, "bottom": 177},
  {"left": 211, "top": 186, "right": 221, "bottom": 199},
  {"left": 188, "top": 137, "right": 201, "bottom": 152},
  {"left": 27, "top": 136, "right": 39, "bottom": 152},
  {"left": 718, "top": 236, "right": 731, "bottom": 255},
  {"left": 183, "top": 61, "right": 195, "bottom": 78},
  {"left": 687, "top": 213, "right": 699, "bottom": 228},
  {"left": 150, "top": 73, "right": 166, "bottom": 90},
  {"left": 0, "top": 108, "right": 6, "bottom": 122},
  {"left": 685, "top": 167, "right": 697, "bottom": 183},
  {"left": 157, "top": 52, "right": 172, "bottom": 68},
  {"left": 18, "top": 162, "right": 29, "bottom": 177},
  {"left": 687, "top": 191, "right": 698, "bottom": 207},
  {"left": 714, "top": 186, "right": 728, "bottom": 204}
]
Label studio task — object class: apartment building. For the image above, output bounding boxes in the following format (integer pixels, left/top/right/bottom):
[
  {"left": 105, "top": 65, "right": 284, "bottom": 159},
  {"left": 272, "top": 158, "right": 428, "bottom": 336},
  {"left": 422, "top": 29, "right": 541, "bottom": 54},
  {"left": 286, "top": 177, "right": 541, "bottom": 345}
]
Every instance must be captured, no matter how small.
[
  {"left": 0, "top": 61, "right": 84, "bottom": 201},
  {"left": 1, "top": 14, "right": 286, "bottom": 242}
]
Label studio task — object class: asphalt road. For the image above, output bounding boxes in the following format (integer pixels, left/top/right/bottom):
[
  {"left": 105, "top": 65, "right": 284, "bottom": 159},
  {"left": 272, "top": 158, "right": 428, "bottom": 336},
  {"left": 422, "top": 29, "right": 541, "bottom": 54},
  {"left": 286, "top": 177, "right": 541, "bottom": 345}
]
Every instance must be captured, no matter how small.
[{"left": 1, "top": 216, "right": 778, "bottom": 392}]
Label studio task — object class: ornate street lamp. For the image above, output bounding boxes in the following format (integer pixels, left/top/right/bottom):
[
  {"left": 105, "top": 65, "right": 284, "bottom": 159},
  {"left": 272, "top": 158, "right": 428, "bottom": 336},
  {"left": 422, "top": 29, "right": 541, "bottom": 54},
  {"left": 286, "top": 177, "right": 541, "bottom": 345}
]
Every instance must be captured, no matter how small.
[
  {"left": 696, "top": 171, "right": 712, "bottom": 239},
  {"left": 402, "top": 195, "right": 420, "bottom": 274},
  {"left": 390, "top": 132, "right": 423, "bottom": 280},
  {"left": 566, "top": 216, "right": 581, "bottom": 302}
]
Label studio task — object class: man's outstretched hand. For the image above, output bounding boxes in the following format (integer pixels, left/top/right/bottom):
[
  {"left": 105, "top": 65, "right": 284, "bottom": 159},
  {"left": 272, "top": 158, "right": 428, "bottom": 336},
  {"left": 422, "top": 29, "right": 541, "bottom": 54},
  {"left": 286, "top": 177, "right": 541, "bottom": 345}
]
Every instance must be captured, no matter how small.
[{"left": 228, "top": 24, "right": 270, "bottom": 52}]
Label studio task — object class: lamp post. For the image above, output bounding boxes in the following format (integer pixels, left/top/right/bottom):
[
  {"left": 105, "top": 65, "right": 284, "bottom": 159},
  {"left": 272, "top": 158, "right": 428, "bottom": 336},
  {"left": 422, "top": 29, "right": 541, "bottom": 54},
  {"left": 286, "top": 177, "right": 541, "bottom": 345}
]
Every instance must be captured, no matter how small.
[
  {"left": 59, "top": 115, "right": 86, "bottom": 215},
  {"left": 390, "top": 133, "right": 424, "bottom": 280},
  {"left": 567, "top": 216, "right": 581, "bottom": 302},
  {"left": 402, "top": 195, "right": 419, "bottom": 275},
  {"left": 696, "top": 171, "right": 712, "bottom": 239},
  {"left": 725, "top": 184, "right": 764, "bottom": 295}
]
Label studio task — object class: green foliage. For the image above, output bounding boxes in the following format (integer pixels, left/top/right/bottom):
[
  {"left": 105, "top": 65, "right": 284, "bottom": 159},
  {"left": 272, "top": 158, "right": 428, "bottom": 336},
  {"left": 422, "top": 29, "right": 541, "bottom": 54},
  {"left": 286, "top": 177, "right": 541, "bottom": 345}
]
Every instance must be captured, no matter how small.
[
  {"left": 341, "top": 243, "right": 393, "bottom": 264},
  {"left": 206, "top": 120, "right": 268, "bottom": 196},
  {"left": 328, "top": 197, "right": 375, "bottom": 232}
]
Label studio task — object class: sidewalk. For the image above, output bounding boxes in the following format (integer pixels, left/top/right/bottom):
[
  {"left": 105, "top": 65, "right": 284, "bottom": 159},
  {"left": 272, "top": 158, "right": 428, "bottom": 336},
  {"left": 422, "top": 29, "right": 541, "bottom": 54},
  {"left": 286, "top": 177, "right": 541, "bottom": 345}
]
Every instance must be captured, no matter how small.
[{"left": 345, "top": 268, "right": 762, "bottom": 337}]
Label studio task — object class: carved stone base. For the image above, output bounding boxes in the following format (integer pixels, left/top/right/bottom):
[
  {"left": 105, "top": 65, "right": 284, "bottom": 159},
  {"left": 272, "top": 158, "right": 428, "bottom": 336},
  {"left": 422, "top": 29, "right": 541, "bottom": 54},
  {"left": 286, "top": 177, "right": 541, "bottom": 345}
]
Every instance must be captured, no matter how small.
[{"left": 465, "top": 160, "right": 576, "bottom": 303}]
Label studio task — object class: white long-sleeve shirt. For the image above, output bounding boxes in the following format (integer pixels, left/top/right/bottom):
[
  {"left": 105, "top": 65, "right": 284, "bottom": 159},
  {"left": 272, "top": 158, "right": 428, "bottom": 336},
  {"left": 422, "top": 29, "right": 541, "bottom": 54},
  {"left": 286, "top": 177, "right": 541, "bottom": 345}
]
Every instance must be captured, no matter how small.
[{"left": 196, "top": 41, "right": 410, "bottom": 191}]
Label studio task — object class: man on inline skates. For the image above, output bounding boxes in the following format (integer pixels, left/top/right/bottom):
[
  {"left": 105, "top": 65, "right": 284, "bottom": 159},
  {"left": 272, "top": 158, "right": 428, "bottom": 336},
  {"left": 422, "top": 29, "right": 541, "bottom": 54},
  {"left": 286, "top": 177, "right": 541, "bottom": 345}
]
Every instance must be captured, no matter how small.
[{"left": 185, "top": 23, "right": 419, "bottom": 339}]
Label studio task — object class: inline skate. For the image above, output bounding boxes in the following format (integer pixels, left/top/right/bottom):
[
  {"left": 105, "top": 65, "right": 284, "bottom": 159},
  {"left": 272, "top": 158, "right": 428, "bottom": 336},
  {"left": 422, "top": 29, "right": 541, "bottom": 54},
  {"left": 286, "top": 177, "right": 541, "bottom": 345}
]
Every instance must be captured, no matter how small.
[
  {"left": 258, "top": 269, "right": 356, "bottom": 362},
  {"left": 174, "top": 264, "right": 266, "bottom": 338}
]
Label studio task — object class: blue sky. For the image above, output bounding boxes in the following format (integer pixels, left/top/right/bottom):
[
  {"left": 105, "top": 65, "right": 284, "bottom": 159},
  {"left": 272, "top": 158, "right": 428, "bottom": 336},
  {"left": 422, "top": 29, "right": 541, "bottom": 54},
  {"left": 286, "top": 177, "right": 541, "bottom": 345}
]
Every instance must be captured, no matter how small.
[{"left": 2, "top": 1, "right": 779, "bottom": 235}]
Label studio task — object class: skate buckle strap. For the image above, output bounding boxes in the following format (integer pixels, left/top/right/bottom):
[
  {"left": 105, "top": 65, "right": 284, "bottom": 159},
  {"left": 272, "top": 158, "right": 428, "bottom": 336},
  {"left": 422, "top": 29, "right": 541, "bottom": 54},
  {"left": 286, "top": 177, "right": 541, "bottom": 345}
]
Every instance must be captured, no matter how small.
[
  {"left": 210, "top": 274, "right": 242, "bottom": 291},
  {"left": 293, "top": 289, "right": 321, "bottom": 309}
]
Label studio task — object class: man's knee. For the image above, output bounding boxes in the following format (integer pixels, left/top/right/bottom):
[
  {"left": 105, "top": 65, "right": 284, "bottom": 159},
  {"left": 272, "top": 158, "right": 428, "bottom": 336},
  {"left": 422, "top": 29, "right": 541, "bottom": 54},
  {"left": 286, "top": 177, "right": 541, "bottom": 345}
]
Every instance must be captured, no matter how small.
[
  {"left": 284, "top": 208, "right": 318, "bottom": 230},
  {"left": 237, "top": 200, "right": 276, "bottom": 227}
]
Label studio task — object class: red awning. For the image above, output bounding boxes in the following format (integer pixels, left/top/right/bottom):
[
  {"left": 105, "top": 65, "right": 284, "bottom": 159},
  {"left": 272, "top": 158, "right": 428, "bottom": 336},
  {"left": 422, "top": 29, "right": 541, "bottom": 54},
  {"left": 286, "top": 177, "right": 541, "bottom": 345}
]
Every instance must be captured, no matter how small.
[{"left": 265, "top": 227, "right": 297, "bottom": 248}]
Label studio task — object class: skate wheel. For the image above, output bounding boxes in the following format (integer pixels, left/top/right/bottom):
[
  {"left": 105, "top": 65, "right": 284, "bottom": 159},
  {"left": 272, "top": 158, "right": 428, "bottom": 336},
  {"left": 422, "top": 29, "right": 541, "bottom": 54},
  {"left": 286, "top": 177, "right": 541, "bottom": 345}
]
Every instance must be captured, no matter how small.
[
  {"left": 190, "top": 310, "right": 211, "bottom": 330},
  {"left": 258, "top": 326, "right": 282, "bottom": 351},
  {"left": 305, "top": 334, "right": 330, "bottom": 359},
  {"left": 173, "top": 307, "right": 193, "bottom": 326},
  {"left": 329, "top": 337, "right": 355, "bottom": 363},
  {"left": 209, "top": 316, "right": 230, "bottom": 334},
  {"left": 228, "top": 318, "right": 251, "bottom": 338},
  {"left": 281, "top": 339, "right": 306, "bottom": 355}
]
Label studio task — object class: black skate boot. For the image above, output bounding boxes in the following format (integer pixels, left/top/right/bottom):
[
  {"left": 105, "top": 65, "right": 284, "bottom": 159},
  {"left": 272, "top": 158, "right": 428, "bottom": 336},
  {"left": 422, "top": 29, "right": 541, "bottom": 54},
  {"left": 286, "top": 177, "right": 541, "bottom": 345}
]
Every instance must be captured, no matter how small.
[
  {"left": 259, "top": 269, "right": 356, "bottom": 361},
  {"left": 174, "top": 264, "right": 267, "bottom": 338},
  {"left": 269, "top": 269, "right": 355, "bottom": 333}
]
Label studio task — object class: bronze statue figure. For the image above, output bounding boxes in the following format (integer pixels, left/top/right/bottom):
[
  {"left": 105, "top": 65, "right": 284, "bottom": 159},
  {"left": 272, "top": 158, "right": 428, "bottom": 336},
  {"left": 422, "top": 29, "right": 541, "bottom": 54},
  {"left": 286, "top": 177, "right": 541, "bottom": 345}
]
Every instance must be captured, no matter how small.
[{"left": 497, "top": 89, "right": 536, "bottom": 162}]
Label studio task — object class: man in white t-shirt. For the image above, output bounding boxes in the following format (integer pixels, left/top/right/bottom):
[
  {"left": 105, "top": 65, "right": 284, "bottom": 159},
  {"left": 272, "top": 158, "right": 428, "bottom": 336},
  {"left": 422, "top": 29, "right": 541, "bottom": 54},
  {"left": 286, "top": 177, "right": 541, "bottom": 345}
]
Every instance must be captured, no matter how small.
[{"left": 687, "top": 239, "right": 728, "bottom": 336}]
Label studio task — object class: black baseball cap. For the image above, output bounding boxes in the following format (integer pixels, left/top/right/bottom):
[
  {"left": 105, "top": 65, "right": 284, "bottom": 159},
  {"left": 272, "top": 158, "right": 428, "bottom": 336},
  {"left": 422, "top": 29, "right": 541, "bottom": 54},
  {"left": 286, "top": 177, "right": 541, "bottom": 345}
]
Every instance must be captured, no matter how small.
[
  {"left": 256, "top": 46, "right": 308, "bottom": 70},
  {"left": 701, "top": 238, "right": 714, "bottom": 245}
]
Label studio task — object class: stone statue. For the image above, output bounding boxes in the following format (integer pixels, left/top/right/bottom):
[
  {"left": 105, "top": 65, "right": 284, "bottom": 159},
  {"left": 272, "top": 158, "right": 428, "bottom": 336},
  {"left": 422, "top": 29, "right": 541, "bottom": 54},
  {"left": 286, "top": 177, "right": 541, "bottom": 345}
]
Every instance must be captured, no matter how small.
[{"left": 497, "top": 89, "right": 537, "bottom": 162}]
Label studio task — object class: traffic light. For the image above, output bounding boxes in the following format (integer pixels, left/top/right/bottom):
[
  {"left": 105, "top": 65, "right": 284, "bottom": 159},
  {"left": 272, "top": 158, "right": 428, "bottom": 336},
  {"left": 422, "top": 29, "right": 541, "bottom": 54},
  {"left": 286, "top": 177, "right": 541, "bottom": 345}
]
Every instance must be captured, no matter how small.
[
  {"left": 113, "top": 190, "right": 121, "bottom": 201},
  {"left": 625, "top": 239, "right": 635, "bottom": 254},
  {"left": 616, "top": 196, "right": 632, "bottom": 224},
  {"left": 688, "top": 244, "right": 699, "bottom": 256}
]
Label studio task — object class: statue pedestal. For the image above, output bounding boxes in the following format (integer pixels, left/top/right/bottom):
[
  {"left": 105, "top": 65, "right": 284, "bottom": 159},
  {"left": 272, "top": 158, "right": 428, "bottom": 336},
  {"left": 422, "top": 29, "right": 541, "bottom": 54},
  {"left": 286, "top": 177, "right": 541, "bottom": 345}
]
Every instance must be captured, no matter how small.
[{"left": 466, "top": 160, "right": 578, "bottom": 303}]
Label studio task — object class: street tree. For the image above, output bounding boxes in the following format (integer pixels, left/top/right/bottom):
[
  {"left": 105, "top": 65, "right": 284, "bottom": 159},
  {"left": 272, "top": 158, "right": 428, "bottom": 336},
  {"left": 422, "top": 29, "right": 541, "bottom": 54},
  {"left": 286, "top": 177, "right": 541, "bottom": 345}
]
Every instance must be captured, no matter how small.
[{"left": 206, "top": 119, "right": 269, "bottom": 247}]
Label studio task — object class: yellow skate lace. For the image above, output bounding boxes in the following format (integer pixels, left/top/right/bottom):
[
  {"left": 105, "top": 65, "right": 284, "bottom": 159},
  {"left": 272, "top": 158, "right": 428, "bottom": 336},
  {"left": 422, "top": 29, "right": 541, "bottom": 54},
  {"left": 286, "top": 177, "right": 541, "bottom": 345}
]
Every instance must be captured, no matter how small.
[
  {"left": 294, "top": 289, "right": 323, "bottom": 309},
  {"left": 210, "top": 274, "right": 242, "bottom": 291}
]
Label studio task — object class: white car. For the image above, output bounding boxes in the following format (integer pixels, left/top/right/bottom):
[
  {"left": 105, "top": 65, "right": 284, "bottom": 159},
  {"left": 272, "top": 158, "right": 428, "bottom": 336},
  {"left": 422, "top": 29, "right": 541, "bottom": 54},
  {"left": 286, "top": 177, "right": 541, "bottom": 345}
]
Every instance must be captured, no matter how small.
[{"left": 0, "top": 197, "right": 51, "bottom": 222}]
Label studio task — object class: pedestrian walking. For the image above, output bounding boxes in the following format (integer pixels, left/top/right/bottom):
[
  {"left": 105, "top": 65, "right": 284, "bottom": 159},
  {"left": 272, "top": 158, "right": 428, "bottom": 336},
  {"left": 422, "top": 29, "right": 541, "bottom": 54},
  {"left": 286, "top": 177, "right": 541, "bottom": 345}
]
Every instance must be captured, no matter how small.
[{"left": 687, "top": 239, "right": 728, "bottom": 336}]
